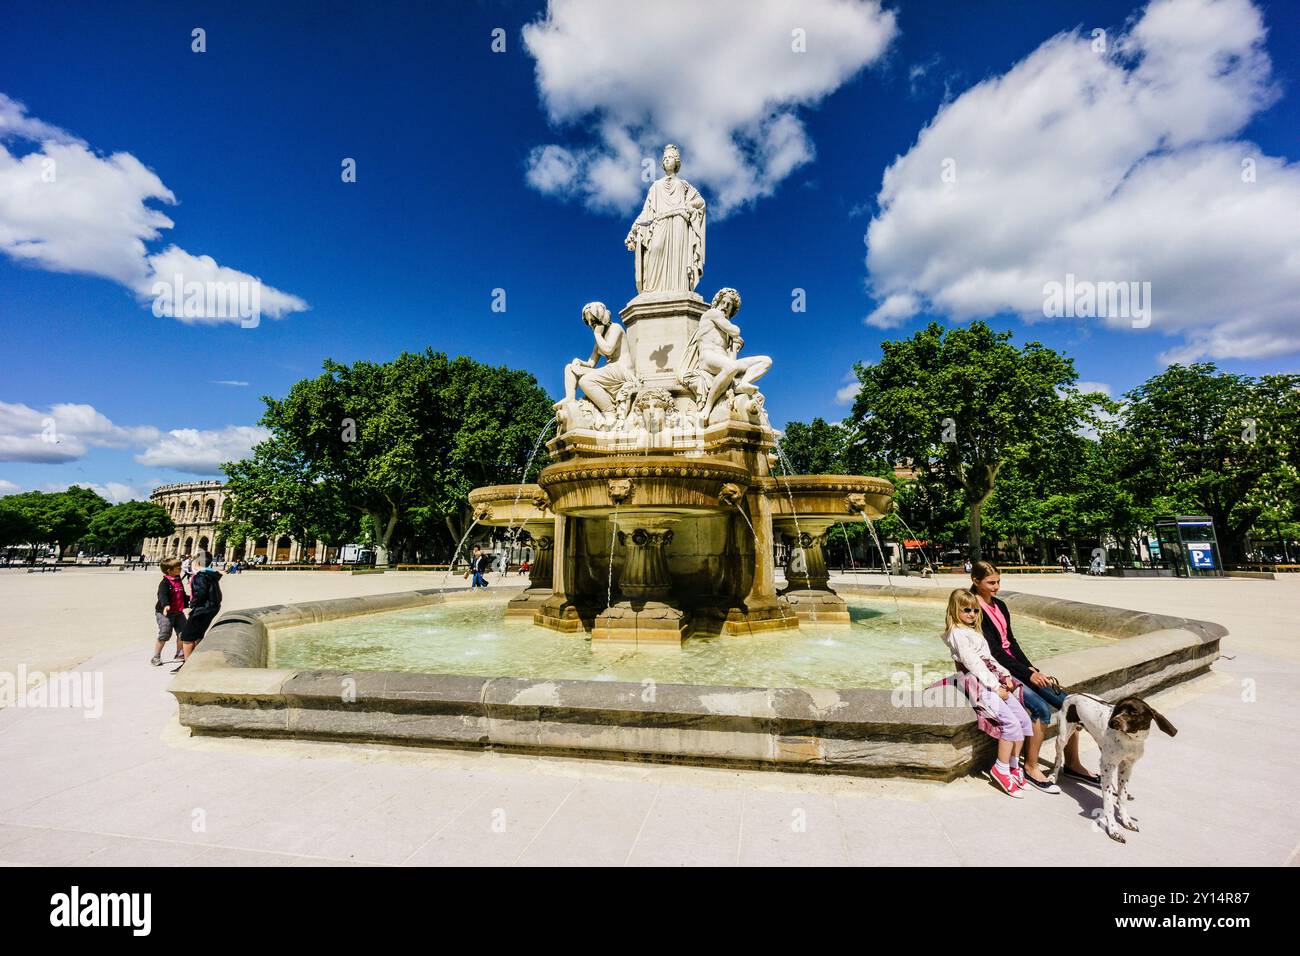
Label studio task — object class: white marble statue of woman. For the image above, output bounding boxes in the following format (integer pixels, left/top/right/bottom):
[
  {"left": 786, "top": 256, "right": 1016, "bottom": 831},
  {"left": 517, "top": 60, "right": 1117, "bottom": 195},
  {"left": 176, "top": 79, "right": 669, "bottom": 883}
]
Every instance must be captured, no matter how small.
[
  {"left": 624, "top": 144, "right": 706, "bottom": 294},
  {"left": 678, "top": 288, "right": 771, "bottom": 420},
  {"left": 558, "top": 301, "right": 636, "bottom": 416}
]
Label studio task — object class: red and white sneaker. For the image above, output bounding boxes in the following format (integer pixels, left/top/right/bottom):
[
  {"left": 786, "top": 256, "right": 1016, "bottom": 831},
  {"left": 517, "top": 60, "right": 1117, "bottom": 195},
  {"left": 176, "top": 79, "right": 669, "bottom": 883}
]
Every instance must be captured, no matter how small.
[
  {"left": 990, "top": 764, "right": 1024, "bottom": 798},
  {"left": 1011, "top": 765, "right": 1025, "bottom": 788}
]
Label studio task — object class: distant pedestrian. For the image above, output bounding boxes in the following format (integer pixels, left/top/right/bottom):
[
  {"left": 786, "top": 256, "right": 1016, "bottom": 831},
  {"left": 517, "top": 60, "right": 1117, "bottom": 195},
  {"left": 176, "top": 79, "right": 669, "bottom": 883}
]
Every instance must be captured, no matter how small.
[
  {"left": 963, "top": 559, "right": 973, "bottom": 574},
  {"left": 174, "top": 552, "right": 222, "bottom": 672},
  {"left": 181, "top": 554, "right": 193, "bottom": 584},
  {"left": 469, "top": 546, "right": 489, "bottom": 589},
  {"left": 151, "top": 557, "right": 188, "bottom": 666}
]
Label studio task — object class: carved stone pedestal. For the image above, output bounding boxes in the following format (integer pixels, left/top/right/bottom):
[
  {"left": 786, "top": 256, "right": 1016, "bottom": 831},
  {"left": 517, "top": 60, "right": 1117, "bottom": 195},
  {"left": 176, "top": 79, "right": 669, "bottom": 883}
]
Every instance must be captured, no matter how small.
[
  {"left": 592, "top": 518, "right": 690, "bottom": 645},
  {"left": 506, "top": 522, "right": 555, "bottom": 618},
  {"left": 775, "top": 519, "right": 850, "bottom": 625}
]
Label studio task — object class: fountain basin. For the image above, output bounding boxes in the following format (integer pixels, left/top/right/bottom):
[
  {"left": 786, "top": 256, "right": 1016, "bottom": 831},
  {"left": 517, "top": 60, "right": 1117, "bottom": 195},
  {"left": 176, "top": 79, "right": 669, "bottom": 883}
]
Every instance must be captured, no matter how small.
[
  {"left": 170, "top": 585, "right": 1225, "bottom": 779},
  {"left": 467, "top": 484, "right": 555, "bottom": 617},
  {"left": 760, "top": 474, "right": 896, "bottom": 625},
  {"left": 761, "top": 474, "right": 895, "bottom": 521}
]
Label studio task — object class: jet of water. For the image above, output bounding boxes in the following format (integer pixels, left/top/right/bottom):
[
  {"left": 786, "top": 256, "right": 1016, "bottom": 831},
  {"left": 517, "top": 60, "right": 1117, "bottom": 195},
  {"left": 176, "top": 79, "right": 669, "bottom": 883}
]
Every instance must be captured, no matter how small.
[
  {"left": 858, "top": 511, "right": 904, "bottom": 628},
  {"left": 889, "top": 510, "right": 939, "bottom": 584},
  {"left": 496, "top": 416, "right": 557, "bottom": 578},
  {"left": 606, "top": 504, "right": 619, "bottom": 608},
  {"left": 771, "top": 438, "right": 817, "bottom": 627},
  {"left": 441, "top": 517, "right": 482, "bottom": 589}
]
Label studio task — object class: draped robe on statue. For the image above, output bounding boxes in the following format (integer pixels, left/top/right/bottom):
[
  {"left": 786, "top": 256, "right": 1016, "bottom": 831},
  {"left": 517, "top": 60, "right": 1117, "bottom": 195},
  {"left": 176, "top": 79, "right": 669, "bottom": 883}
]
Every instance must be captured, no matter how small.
[{"left": 627, "top": 176, "right": 706, "bottom": 293}]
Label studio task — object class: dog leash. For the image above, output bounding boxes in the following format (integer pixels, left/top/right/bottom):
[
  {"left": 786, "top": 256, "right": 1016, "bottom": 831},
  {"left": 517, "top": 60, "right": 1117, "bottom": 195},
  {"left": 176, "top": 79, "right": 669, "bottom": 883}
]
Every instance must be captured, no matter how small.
[{"left": 1045, "top": 675, "right": 1111, "bottom": 708}]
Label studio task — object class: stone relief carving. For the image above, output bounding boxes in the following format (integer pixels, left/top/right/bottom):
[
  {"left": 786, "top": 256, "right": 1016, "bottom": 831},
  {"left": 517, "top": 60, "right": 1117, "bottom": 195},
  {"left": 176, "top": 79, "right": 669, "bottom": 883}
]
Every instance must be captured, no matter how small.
[{"left": 717, "top": 482, "right": 745, "bottom": 507}]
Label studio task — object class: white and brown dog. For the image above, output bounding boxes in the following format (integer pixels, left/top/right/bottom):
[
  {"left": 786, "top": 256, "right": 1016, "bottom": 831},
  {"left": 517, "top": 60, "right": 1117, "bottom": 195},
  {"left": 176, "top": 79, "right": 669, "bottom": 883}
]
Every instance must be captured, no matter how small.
[{"left": 1049, "top": 694, "right": 1178, "bottom": 843}]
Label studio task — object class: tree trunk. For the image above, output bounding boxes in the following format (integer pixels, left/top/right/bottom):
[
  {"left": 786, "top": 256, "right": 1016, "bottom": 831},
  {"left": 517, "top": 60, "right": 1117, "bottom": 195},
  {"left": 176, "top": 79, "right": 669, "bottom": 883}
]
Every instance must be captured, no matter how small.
[
  {"left": 370, "top": 510, "right": 400, "bottom": 567},
  {"left": 969, "top": 496, "right": 986, "bottom": 561}
]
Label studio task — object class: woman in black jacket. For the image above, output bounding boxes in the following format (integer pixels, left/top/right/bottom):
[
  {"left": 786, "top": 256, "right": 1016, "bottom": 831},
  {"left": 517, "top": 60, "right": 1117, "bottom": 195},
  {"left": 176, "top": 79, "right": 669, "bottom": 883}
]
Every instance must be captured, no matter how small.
[{"left": 970, "top": 561, "right": 1098, "bottom": 790}]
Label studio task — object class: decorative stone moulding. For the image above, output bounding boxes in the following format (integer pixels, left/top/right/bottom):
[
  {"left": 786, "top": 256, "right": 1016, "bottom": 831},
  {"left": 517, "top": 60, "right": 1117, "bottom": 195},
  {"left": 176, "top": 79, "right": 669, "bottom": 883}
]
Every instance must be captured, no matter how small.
[
  {"left": 761, "top": 475, "right": 895, "bottom": 521},
  {"left": 538, "top": 456, "right": 751, "bottom": 517}
]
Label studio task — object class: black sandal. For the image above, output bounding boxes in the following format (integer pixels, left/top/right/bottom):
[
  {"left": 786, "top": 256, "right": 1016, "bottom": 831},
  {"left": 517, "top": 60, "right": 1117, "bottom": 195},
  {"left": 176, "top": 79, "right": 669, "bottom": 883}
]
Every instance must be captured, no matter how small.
[{"left": 1063, "top": 766, "right": 1101, "bottom": 785}]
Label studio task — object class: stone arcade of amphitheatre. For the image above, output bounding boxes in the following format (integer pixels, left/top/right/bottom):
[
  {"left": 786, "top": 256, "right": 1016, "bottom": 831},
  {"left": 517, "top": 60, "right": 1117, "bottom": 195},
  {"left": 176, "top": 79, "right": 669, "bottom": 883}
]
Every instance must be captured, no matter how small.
[
  {"left": 170, "top": 147, "right": 1225, "bottom": 778},
  {"left": 143, "top": 481, "right": 324, "bottom": 564}
]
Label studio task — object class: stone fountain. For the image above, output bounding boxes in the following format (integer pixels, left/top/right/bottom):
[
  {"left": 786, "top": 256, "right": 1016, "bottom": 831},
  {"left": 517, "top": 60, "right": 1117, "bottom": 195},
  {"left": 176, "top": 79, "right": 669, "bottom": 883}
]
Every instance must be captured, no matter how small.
[{"left": 469, "top": 145, "right": 893, "bottom": 645}]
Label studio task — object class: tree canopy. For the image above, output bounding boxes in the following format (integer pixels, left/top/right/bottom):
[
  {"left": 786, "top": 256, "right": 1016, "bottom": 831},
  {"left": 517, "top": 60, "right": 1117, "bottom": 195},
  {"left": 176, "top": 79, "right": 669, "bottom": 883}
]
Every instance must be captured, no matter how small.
[
  {"left": 846, "top": 321, "right": 1104, "bottom": 559},
  {"left": 86, "top": 501, "right": 175, "bottom": 555},
  {"left": 0, "top": 487, "right": 110, "bottom": 553},
  {"left": 220, "top": 350, "right": 555, "bottom": 563}
]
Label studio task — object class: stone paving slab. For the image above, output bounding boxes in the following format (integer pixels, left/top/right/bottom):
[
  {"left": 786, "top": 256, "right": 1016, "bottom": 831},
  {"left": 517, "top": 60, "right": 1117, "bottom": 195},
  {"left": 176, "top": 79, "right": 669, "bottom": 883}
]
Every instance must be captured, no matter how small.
[{"left": 1, "top": 570, "right": 1298, "bottom": 866}]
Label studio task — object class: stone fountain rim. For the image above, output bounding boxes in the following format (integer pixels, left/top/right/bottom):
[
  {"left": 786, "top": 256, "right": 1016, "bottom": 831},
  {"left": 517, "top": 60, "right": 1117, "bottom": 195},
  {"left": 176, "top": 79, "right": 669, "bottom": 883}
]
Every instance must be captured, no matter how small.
[
  {"left": 468, "top": 483, "right": 545, "bottom": 505},
  {"left": 169, "top": 585, "right": 1224, "bottom": 780},
  {"left": 758, "top": 474, "right": 896, "bottom": 494},
  {"left": 537, "top": 455, "right": 752, "bottom": 487}
]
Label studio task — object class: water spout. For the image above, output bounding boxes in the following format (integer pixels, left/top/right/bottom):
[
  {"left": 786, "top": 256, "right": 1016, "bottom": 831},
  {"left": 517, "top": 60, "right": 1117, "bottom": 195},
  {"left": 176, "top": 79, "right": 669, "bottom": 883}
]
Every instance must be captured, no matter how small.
[{"left": 771, "top": 438, "right": 817, "bottom": 627}]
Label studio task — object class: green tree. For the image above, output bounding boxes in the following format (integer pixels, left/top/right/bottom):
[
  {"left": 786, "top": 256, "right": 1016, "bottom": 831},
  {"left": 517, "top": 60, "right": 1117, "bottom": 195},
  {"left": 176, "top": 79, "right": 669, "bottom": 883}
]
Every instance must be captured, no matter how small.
[
  {"left": 0, "top": 496, "right": 39, "bottom": 548},
  {"left": 86, "top": 501, "right": 174, "bottom": 556},
  {"left": 1, "top": 487, "right": 110, "bottom": 556},
  {"left": 222, "top": 350, "right": 554, "bottom": 565},
  {"left": 1116, "top": 365, "right": 1300, "bottom": 562},
  {"left": 848, "top": 321, "right": 1101, "bottom": 560},
  {"left": 775, "top": 418, "right": 851, "bottom": 474}
]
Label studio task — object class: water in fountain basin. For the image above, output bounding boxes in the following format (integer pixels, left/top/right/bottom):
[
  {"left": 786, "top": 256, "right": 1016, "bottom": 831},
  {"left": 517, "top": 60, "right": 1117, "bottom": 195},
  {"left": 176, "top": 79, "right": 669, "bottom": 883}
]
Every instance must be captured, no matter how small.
[{"left": 272, "top": 597, "right": 1111, "bottom": 689}]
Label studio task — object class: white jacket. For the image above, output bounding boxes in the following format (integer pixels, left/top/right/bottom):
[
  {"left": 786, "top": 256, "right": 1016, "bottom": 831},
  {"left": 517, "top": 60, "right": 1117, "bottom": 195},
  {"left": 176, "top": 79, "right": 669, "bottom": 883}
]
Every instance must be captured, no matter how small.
[{"left": 942, "top": 625, "right": 1011, "bottom": 693}]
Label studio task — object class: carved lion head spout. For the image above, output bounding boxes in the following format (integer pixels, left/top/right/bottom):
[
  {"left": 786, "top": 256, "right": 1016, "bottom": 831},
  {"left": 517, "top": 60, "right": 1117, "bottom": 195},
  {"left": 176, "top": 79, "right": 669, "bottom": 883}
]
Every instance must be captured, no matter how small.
[
  {"left": 530, "top": 494, "right": 550, "bottom": 513},
  {"left": 473, "top": 503, "right": 493, "bottom": 523},
  {"left": 844, "top": 493, "right": 868, "bottom": 514},
  {"left": 607, "top": 478, "right": 633, "bottom": 504},
  {"left": 718, "top": 482, "right": 745, "bottom": 507}
]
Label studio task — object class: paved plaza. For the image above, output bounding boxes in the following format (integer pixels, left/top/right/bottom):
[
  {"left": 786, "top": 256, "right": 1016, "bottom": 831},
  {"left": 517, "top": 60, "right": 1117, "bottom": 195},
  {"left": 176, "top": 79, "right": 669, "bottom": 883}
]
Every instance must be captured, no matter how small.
[{"left": 1, "top": 568, "right": 1297, "bottom": 866}]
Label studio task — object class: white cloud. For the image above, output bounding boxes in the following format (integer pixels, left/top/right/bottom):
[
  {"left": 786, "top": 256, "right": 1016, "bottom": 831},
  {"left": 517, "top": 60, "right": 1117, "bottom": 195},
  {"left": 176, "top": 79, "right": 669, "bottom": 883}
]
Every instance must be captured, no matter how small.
[
  {"left": 0, "top": 478, "right": 19, "bottom": 495},
  {"left": 0, "top": 401, "right": 158, "bottom": 463},
  {"left": 0, "top": 93, "right": 308, "bottom": 324},
  {"left": 863, "top": 0, "right": 1300, "bottom": 362},
  {"left": 522, "top": 0, "right": 897, "bottom": 217},
  {"left": 834, "top": 370, "right": 862, "bottom": 404},
  {"left": 1074, "top": 381, "right": 1113, "bottom": 397},
  {"left": 66, "top": 481, "right": 153, "bottom": 504},
  {"left": 211, "top": 380, "right": 249, "bottom": 387},
  {"left": 134, "top": 425, "right": 269, "bottom": 474},
  {"left": 865, "top": 292, "right": 919, "bottom": 329},
  {"left": 0, "top": 400, "right": 264, "bottom": 476}
]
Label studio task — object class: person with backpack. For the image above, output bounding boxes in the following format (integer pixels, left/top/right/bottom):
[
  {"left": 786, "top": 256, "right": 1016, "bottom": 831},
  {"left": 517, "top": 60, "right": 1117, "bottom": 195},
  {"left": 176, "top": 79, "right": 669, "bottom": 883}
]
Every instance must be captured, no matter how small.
[{"left": 174, "top": 551, "right": 223, "bottom": 672}]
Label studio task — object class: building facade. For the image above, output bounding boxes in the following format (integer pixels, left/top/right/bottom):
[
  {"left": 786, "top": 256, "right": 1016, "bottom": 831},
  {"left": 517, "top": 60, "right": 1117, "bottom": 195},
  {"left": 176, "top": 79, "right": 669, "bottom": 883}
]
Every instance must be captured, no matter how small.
[{"left": 143, "top": 481, "right": 328, "bottom": 563}]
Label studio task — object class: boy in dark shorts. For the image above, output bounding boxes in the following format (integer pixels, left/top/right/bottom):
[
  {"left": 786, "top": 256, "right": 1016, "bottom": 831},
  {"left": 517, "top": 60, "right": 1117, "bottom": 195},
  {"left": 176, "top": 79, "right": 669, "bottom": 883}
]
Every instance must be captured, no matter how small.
[
  {"left": 151, "top": 557, "right": 188, "bottom": 666},
  {"left": 174, "top": 551, "right": 223, "bottom": 672}
]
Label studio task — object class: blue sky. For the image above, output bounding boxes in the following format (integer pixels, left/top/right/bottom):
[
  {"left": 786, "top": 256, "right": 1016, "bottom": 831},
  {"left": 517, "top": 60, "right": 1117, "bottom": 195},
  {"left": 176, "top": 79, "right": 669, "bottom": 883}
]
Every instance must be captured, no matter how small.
[{"left": 2, "top": 0, "right": 1297, "bottom": 501}]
